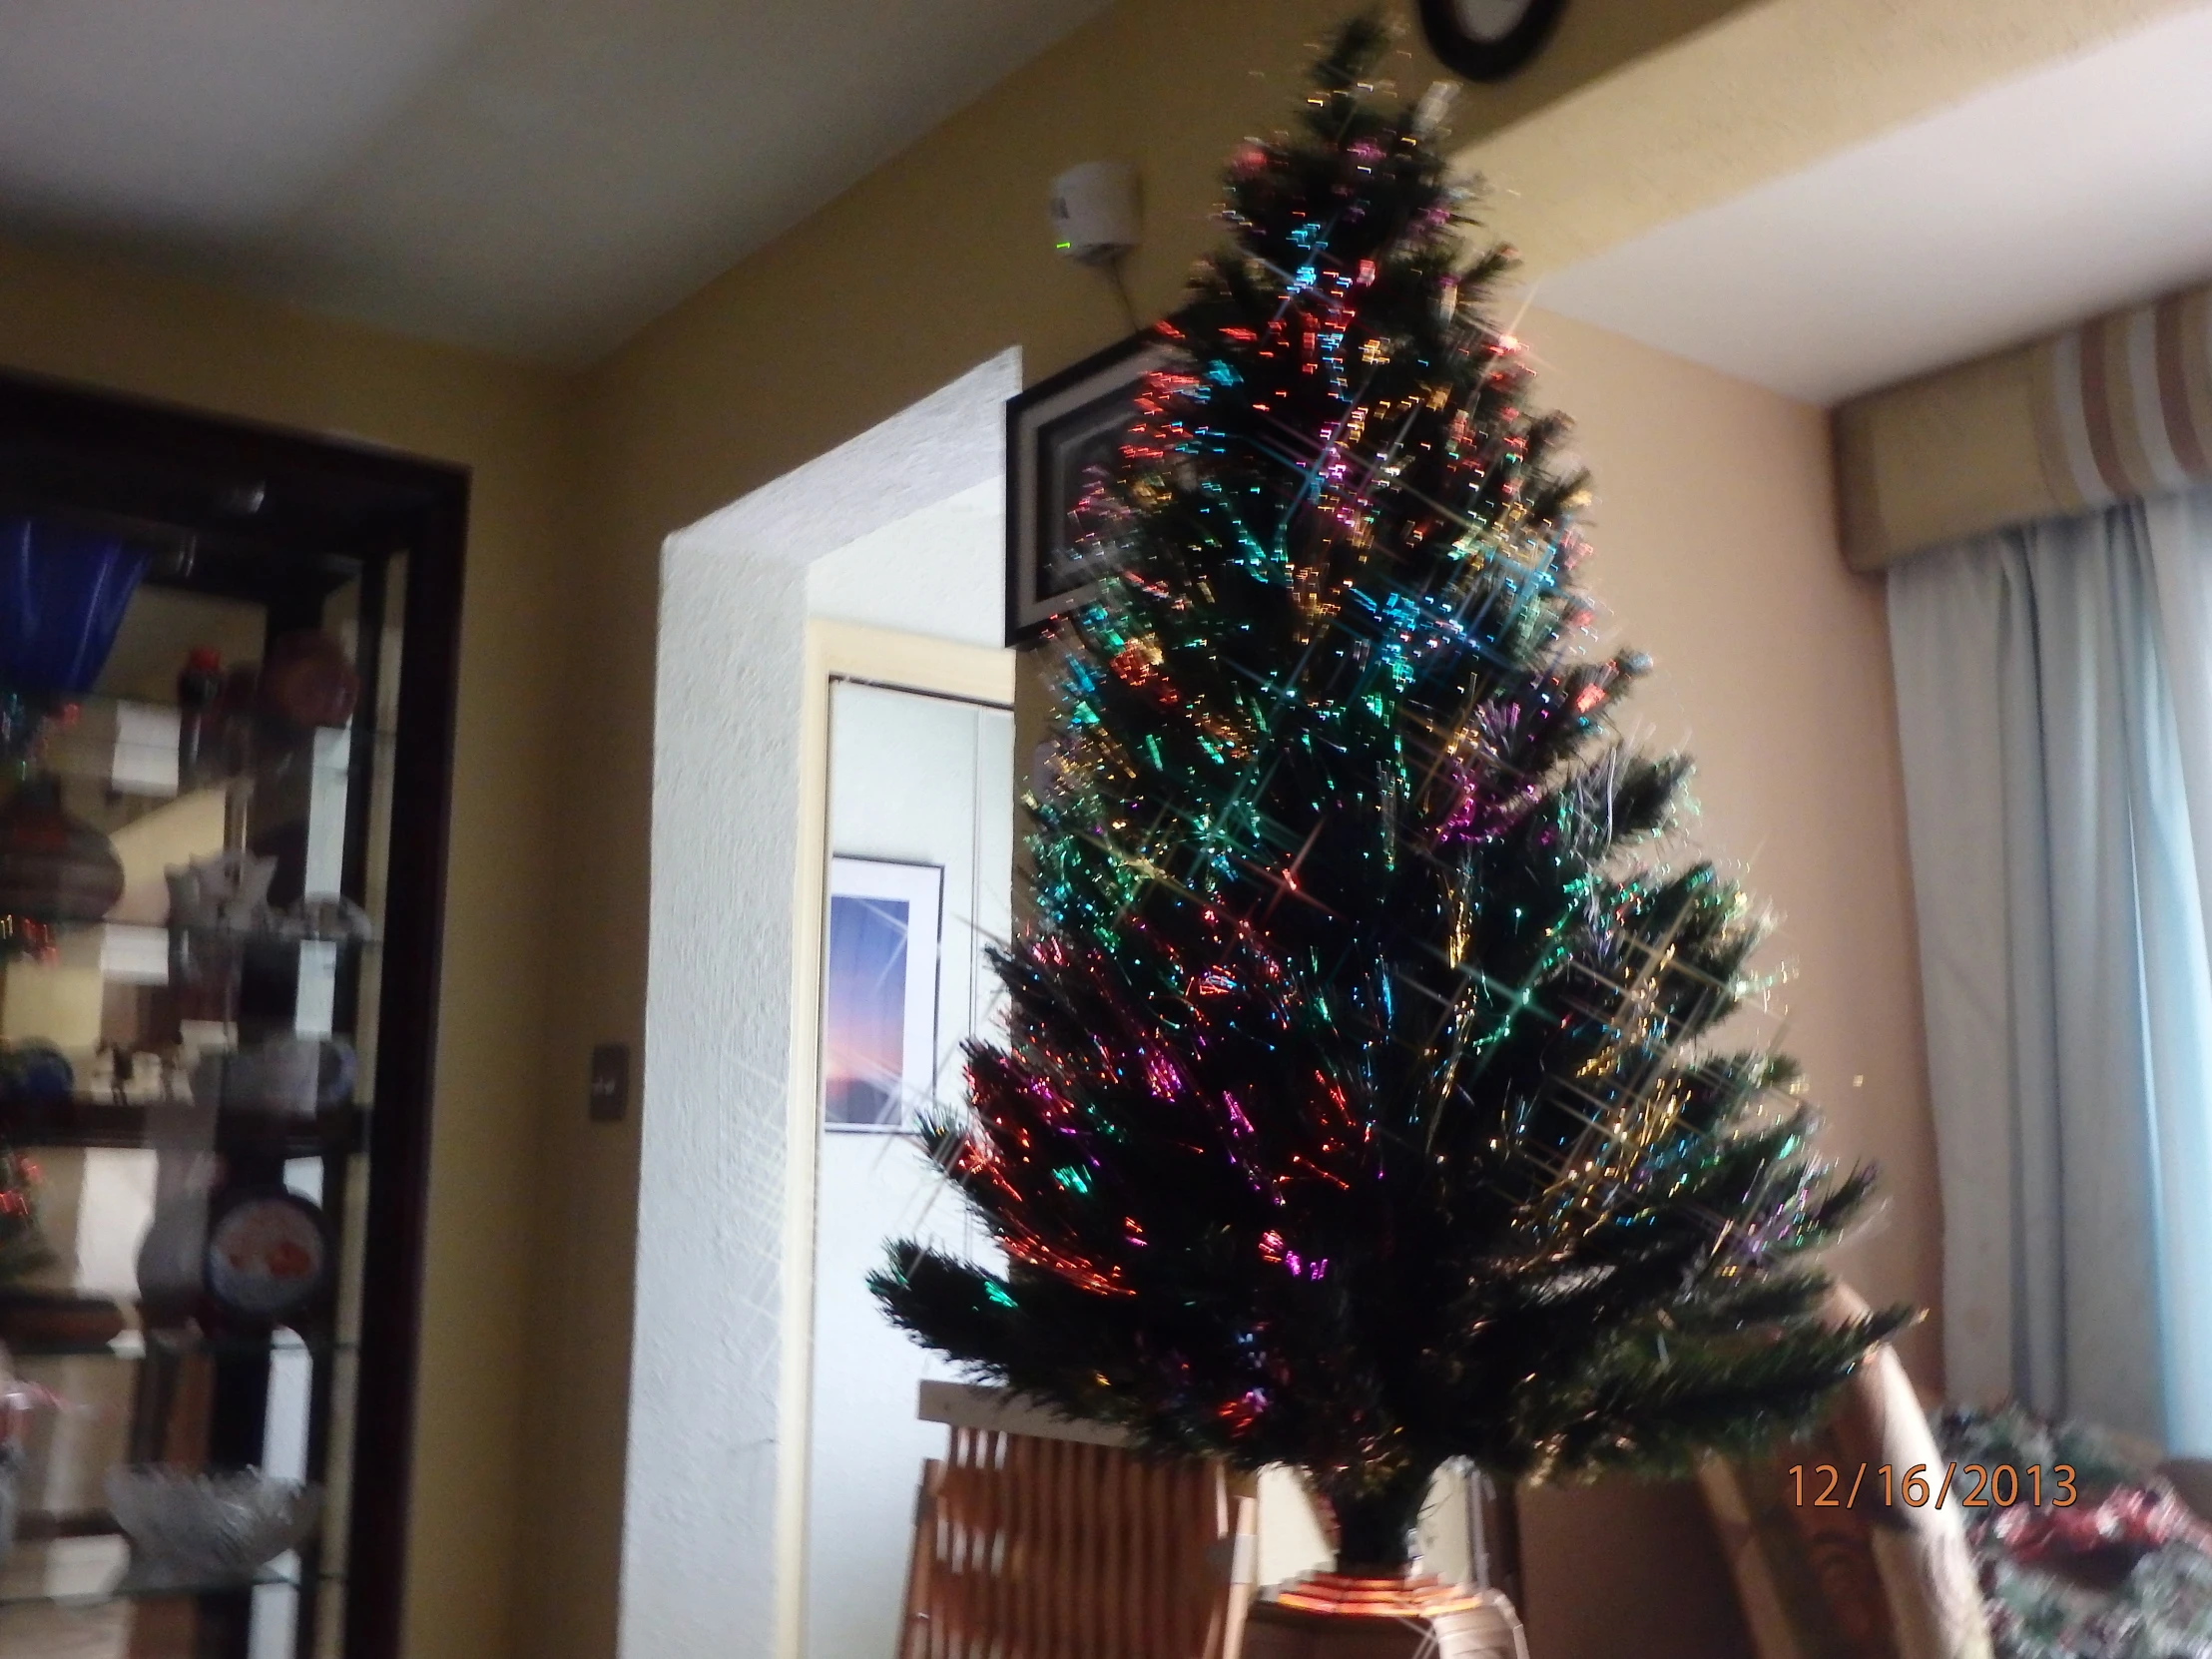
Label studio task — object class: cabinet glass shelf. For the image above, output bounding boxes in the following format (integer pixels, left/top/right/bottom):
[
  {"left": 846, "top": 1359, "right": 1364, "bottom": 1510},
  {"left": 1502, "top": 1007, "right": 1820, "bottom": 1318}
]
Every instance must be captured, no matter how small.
[
  {"left": 4, "top": 924, "right": 379, "bottom": 984},
  {"left": 0, "top": 1536, "right": 317, "bottom": 1609},
  {"left": 3, "top": 1331, "right": 356, "bottom": 1363},
  {"left": 0, "top": 1100, "right": 366, "bottom": 1154},
  {"left": 16, "top": 691, "right": 375, "bottom": 796}
]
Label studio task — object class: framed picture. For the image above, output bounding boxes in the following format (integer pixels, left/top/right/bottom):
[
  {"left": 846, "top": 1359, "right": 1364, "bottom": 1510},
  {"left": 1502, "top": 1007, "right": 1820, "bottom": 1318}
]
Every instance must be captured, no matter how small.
[
  {"left": 822, "top": 855, "right": 943, "bottom": 1132},
  {"left": 1005, "top": 332, "right": 1172, "bottom": 644}
]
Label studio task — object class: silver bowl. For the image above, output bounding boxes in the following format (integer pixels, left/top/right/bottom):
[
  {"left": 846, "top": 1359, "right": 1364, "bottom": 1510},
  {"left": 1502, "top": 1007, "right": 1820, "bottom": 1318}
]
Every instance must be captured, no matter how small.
[{"left": 104, "top": 1466, "right": 321, "bottom": 1576}]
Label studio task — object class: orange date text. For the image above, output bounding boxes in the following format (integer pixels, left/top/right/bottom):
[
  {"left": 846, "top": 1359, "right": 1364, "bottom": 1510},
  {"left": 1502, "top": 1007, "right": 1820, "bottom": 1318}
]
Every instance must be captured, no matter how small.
[{"left": 1786, "top": 1462, "right": 2076, "bottom": 1509}]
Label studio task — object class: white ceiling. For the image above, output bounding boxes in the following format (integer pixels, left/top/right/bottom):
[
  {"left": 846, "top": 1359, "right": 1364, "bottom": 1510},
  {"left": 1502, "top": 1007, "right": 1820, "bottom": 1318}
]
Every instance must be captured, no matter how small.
[
  {"left": 1531, "top": 2, "right": 2212, "bottom": 405},
  {"left": 0, "top": 0, "right": 1107, "bottom": 363}
]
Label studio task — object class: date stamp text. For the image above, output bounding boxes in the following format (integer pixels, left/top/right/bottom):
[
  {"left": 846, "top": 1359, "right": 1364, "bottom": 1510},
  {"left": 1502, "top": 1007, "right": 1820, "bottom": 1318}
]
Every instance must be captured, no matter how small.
[{"left": 1788, "top": 1462, "right": 2077, "bottom": 1509}]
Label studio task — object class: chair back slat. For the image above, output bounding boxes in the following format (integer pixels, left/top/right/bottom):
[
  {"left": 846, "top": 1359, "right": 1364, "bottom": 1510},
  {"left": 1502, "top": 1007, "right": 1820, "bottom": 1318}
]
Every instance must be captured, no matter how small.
[{"left": 899, "top": 1418, "right": 1256, "bottom": 1659}]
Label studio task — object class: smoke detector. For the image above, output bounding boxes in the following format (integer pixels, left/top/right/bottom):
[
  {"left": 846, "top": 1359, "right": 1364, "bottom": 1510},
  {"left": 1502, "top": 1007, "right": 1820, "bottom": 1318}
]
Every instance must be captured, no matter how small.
[{"left": 1050, "top": 162, "right": 1140, "bottom": 266}]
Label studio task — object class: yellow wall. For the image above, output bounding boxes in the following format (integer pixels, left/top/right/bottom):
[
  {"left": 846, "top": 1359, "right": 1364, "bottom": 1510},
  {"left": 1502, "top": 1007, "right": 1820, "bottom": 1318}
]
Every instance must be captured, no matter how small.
[
  {"left": 539, "top": 3, "right": 1803, "bottom": 1654},
  {"left": 0, "top": 235, "right": 575, "bottom": 1659},
  {"left": 547, "top": 5, "right": 1933, "bottom": 1659},
  {"left": 0, "top": 0, "right": 1946, "bottom": 1654}
]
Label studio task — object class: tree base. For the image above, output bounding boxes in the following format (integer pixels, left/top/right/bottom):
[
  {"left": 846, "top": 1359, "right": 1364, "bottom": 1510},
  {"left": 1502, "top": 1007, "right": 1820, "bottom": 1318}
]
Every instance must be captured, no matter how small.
[{"left": 1242, "top": 1572, "right": 1528, "bottom": 1659}]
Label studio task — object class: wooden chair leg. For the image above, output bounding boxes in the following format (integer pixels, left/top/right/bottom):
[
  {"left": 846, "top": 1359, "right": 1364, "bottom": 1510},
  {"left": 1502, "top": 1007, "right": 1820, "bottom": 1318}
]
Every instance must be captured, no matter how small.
[
  {"left": 1213, "top": 1492, "right": 1259, "bottom": 1659},
  {"left": 899, "top": 1458, "right": 946, "bottom": 1659}
]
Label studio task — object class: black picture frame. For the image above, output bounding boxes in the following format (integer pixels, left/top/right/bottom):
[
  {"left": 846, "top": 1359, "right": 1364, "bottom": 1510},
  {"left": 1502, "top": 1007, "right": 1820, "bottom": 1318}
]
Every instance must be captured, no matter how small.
[
  {"left": 1418, "top": 0, "right": 1568, "bottom": 83},
  {"left": 1004, "top": 332, "right": 1171, "bottom": 645}
]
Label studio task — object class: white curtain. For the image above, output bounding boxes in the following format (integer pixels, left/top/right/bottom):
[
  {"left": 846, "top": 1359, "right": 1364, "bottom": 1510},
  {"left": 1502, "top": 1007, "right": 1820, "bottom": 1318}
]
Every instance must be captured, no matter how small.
[{"left": 1889, "top": 485, "right": 2212, "bottom": 1454}]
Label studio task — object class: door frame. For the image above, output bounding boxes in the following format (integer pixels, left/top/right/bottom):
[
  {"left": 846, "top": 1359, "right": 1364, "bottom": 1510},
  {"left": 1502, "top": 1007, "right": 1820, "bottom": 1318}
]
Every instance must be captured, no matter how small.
[{"left": 776, "top": 619, "right": 1015, "bottom": 1659}]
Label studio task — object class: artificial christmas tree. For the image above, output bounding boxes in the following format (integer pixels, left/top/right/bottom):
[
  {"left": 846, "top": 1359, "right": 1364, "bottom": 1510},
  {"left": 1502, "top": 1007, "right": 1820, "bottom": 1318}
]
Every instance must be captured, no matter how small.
[{"left": 875, "top": 17, "right": 1907, "bottom": 1633}]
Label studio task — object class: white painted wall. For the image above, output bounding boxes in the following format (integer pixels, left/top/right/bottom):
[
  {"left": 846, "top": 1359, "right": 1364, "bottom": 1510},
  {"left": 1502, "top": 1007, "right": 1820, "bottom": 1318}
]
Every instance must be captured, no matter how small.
[
  {"left": 630, "top": 348, "right": 1017, "bottom": 1659},
  {"left": 806, "top": 683, "right": 1011, "bottom": 1659},
  {"left": 807, "top": 479, "right": 1004, "bottom": 652}
]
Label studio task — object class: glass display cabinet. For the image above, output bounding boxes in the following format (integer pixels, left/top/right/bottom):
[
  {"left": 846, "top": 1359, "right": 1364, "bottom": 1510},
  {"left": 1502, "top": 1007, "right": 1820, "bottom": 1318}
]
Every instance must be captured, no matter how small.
[{"left": 0, "top": 373, "right": 464, "bottom": 1659}]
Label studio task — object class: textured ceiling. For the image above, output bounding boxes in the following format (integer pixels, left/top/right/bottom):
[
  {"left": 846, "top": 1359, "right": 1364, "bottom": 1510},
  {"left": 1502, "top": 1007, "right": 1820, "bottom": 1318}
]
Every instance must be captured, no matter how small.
[
  {"left": 0, "top": 0, "right": 1109, "bottom": 362},
  {"left": 1528, "top": 2, "right": 2212, "bottom": 403}
]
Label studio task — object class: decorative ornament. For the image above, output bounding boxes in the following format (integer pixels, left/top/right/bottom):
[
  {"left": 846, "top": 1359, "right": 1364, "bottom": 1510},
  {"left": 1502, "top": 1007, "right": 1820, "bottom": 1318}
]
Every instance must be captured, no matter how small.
[
  {"left": 0, "top": 775, "right": 125, "bottom": 939},
  {"left": 205, "top": 1190, "right": 332, "bottom": 1325},
  {"left": 0, "top": 1041, "right": 73, "bottom": 1102},
  {"left": 104, "top": 1465, "right": 323, "bottom": 1577},
  {"left": 165, "top": 851, "right": 369, "bottom": 940},
  {"left": 176, "top": 647, "right": 228, "bottom": 788},
  {"left": 193, "top": 1036, "right": 356, "bottom": 1117},
  {"left": 0, "top": 1145, "right": 51, "bottom": 1283},
  {"left": 0, "top": 1293, "right": 126, "bottom": 1349},
  {"left": 1418, "top": 0, "right": 1568, "bottom": 83},
  {"left": 0, "top": 687, "right": 54, "bottom": 772},
  {"left": 257, "top": 630, "right": 359, "bottom": 732},
  {"left": 1936, "top": 1403, "right": 2212, "bottom": 1655},
  {"left": 136, "top": 1184, "right": 333, "bottom": 1334},
  {"left": 0, "top": 1375, "right": 63, "bottom": 1569},
  {"left": 165, "top": 850, "right": 278, "bottom": 934}
]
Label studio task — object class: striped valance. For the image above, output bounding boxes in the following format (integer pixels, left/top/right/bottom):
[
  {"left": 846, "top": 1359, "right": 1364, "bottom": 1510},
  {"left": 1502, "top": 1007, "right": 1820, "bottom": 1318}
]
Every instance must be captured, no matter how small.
[{"left": 1835, "top": 279, "right": 2212, "bottom": 571}]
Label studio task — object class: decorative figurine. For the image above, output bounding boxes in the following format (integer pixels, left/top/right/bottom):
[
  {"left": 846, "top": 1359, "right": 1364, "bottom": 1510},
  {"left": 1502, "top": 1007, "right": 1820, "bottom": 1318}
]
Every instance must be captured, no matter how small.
[{"left": 165, "top": 850, "right": 278, "bottom": 934}]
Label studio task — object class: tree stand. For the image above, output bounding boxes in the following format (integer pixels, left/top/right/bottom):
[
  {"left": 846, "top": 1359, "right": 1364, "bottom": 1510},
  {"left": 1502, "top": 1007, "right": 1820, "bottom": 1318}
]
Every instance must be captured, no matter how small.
[{"left": 1242, "top": 1572, "right": 1529, "bottom": 1659}]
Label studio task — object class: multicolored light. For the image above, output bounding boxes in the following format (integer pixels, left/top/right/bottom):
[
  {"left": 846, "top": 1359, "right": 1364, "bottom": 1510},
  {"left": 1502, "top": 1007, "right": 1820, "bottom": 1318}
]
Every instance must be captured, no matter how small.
[{"left": 874, "top": 17, "right": 1903, "bottom": 1570}]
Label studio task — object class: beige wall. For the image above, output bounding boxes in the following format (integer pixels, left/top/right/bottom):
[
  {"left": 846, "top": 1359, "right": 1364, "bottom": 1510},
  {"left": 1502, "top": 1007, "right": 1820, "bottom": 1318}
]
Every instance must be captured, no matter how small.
[
  {"left": 0, "top": 235, "right": 575, "bottom": 1659},
  {"left": 1520, "top": 307, "right": 1939, "bottom": 1364},
  {"left": 1506, "top": 304, "right": 1937, "bottom": 1659}
]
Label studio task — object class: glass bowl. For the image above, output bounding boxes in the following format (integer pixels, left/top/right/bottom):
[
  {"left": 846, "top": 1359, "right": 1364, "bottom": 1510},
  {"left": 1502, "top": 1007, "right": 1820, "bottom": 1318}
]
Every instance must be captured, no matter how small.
[{"left": 104, "top": 1465, "right": 322, "bottom": 1576}]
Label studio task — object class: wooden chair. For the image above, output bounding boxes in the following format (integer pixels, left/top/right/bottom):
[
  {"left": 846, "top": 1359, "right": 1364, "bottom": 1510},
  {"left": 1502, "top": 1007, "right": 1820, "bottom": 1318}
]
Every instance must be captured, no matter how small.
[
  {"left": 1698, "top": 1288, "right": 1993, "bottom": 1659},
  {"left": 897, "top": 1382, "right": 1259, "bottom": 1659}
]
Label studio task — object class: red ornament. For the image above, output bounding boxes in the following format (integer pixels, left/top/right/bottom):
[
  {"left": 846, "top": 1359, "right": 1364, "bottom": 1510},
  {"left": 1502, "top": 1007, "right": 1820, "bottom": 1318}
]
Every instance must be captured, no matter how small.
[{"left": 0, "top": 776, "right": 124, "bottom": 930}]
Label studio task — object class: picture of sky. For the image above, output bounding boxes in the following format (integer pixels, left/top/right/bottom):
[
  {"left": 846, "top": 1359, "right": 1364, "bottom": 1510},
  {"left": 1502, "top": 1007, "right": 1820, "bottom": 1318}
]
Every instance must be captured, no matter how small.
[{"left": 824, "top": 892, "right": 911, "bottom": 1127}]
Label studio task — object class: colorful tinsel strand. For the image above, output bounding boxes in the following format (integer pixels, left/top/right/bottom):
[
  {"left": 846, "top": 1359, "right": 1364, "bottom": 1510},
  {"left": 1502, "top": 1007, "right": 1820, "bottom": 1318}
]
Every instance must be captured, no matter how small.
[{"left": 872, "top": 17, "right": 1903, "bottom": 1557}]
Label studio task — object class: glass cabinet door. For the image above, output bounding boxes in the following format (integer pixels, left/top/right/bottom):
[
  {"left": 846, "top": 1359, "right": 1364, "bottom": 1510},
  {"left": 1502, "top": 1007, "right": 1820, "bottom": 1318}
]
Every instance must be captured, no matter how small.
[{"left": 0, "top": 494, "right": 420, "bottom": 1659}]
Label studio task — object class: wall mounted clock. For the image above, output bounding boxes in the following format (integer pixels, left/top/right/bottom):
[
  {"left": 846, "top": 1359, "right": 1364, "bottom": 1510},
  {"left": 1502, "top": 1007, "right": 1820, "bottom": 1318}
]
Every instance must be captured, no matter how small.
[{"left": 1418, "top": 0, "right": 1567, "bottom": 82}]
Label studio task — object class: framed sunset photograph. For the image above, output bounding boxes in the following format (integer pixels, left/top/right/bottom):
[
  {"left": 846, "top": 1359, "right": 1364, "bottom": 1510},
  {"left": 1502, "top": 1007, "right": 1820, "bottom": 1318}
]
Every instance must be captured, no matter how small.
[{"left": 821, "top": 855, "right": 943, "bottom": 1131}]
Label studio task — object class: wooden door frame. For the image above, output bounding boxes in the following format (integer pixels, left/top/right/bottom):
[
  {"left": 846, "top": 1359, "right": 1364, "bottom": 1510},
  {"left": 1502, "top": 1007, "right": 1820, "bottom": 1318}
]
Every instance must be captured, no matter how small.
[{"left": 777, "top": 620, "right": 1014, "bottom": 1659}]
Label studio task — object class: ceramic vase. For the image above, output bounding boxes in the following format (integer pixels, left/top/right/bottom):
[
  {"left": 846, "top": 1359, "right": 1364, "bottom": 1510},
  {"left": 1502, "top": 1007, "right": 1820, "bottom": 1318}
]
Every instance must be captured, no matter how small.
[
  {"left": 0, "top": 517, "right": 148, "bottom": 696},
  {"left": 0, "top": 777, "right": 125, "bottom": 930}
]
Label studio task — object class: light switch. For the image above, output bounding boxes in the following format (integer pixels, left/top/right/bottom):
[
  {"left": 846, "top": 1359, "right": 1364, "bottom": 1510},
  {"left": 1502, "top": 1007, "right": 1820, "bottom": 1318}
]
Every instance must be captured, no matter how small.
[{"left": 589, "top": 1042, "right": 630, "bottom": 1123}]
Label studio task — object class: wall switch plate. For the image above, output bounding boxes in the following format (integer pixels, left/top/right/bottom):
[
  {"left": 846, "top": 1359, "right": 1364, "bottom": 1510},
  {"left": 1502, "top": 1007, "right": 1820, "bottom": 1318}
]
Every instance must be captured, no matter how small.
[{"left": 589, "top": 1042, "right": 630, "bottom": 1123}]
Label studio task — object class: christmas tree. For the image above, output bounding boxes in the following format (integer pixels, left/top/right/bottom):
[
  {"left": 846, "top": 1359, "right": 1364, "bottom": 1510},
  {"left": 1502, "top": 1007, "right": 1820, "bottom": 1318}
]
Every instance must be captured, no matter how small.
[{"left": 874, "top": 19, "right": 1906, "bottom": 1571}]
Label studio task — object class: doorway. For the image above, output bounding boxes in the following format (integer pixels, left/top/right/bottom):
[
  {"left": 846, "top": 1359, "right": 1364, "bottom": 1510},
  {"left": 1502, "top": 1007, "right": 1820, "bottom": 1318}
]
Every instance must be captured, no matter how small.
[
  {"left": 629, "top": 347, "right": 1019, "bottom": 1659},
  {"left": 803, "top": 670, "right": 1012, "bottom": 1659}
]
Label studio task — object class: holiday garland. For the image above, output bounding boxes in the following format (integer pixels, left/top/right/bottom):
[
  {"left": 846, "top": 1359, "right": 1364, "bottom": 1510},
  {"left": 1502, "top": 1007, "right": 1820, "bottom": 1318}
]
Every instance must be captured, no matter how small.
[{"left": 1937, "top": 1405, "right": 2212, "bottom": 1659}]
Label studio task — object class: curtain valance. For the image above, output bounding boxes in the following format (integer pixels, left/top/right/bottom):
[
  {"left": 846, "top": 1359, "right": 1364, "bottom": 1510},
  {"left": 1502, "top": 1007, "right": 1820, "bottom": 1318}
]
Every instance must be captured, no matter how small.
[{"left": 1838, "top": 280, "right": 2212, "bottom": 571}]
